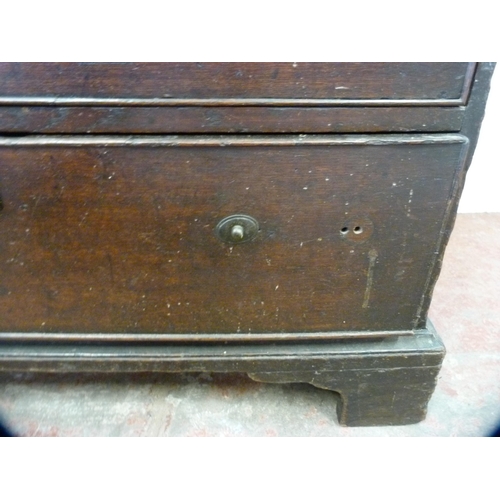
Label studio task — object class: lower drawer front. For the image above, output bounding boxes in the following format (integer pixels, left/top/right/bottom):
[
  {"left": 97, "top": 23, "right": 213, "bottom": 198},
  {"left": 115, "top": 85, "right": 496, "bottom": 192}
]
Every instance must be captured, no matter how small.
[{"left": 0, "top": 135, "right": 467, "bottom": 339}]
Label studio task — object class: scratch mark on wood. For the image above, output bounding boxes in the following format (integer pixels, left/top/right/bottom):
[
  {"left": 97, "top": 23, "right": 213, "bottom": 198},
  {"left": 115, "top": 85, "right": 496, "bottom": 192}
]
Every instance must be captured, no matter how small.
[
  {"left": 362, "top": 249, "right": 378, "bottom": 308},
  {"left": 391, "top": 391, "right": 397, "bottom": 410},
  {"left": 107, "top": 253, "right": 115, "bottom": 284},
  {"left": 406, "top": 188, "right": 414, "bottom": 217},
  {"left": 31, "top": 194, "right": 41, "bottom": 217}
]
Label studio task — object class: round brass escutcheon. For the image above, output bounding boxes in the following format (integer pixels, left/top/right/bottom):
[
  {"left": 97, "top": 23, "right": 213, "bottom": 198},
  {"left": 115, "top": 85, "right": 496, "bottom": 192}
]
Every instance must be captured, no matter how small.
[{"left": 216, "top": 215, "right": 259, "bottom": 244}]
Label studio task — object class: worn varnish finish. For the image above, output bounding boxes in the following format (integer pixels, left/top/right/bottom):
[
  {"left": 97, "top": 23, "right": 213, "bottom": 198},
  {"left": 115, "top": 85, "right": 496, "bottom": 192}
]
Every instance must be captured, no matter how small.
[
  {"left": 0, "top": 105, "right": 465, "bottom": 134},
  {"left": 0, "top": 62, "right": 474, "bottom": 135},
  {"left": 0, "top": 62, "right": 494, "bottom": 427},
  {"left": 0, "top": 135, "right": 467, "bottom": 336},
  {"left": 0, "top": 63, "right": 474, "bottom": 102}
]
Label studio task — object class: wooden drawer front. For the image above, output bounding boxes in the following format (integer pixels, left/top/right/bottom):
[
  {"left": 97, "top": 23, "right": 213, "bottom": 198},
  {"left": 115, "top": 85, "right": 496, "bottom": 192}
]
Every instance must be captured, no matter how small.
[
  {"left": 0, "top": 135, "right": 467, "bottom": 340},
  {"left": 0, "top": 62, "right": 474, "bottom": 105}
]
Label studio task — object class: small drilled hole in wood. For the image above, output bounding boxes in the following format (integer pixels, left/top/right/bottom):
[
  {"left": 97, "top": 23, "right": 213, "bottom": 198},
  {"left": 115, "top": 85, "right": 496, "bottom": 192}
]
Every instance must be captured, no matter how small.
[
  {"left": 340, "top": 227, "right": 349, "bottom": 234},
  {"left": 353, "top": 226, "right": 363, "bottom": 234}
]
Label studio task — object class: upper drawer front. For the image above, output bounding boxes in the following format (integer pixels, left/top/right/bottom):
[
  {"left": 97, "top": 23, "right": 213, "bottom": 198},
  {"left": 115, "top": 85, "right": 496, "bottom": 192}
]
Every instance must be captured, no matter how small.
[
  {"left": 0, "top": 62, "right": 475, "bottom": 105},
  {"left": 0, "top": 135, "right": 467, "bottom": 340}
]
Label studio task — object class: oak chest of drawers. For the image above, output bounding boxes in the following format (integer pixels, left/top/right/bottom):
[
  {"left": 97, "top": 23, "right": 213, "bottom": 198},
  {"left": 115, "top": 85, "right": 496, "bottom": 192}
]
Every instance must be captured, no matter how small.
[{"left": 0, "top": 63, "right": 494, "bottom": 426}]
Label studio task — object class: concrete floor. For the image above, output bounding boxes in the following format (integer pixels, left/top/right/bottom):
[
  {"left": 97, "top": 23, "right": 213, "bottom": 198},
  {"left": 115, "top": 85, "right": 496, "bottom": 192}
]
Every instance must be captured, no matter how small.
[{"left": 0, "top": 213, "right": 499, "bottom": 437}]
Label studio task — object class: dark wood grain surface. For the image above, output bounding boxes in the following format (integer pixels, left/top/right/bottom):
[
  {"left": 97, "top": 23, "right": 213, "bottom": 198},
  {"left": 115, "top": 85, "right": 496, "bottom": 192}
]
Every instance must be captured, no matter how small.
[
  {"left": 0, "top": 63, "right": 474, "bottom": 102},
  {"left": 0, "top": 105, "right": 465, "bottom": 134},
  {"left": 0, "top": 135, "right": 467, "bottom": 337}
]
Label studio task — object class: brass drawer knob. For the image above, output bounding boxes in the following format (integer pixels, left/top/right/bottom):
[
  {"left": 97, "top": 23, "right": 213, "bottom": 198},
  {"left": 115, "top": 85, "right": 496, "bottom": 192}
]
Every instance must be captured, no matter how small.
[
  {"left": 216, "top": 215, "right": 259, "bottom": 244},
  {"left": 230, "top": 224, "right": 245, "bottom": 241}
]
